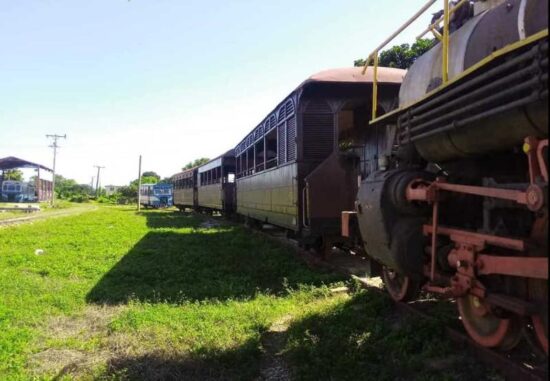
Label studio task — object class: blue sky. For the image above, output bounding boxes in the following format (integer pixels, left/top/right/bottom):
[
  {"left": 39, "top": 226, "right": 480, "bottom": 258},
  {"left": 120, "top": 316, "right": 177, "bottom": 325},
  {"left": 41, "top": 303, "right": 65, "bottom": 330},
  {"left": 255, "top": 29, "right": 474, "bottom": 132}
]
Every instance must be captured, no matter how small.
[{"left": 0, "top": 0, "right": 439, "bottom": 185}]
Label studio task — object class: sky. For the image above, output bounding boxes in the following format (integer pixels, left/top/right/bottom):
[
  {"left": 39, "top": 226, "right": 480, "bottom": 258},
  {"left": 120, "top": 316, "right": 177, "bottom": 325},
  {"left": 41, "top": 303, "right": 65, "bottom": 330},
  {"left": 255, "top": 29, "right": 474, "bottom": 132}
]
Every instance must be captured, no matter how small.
[{"left": 0, "top": 0, "right": 440, "bottom": 186}]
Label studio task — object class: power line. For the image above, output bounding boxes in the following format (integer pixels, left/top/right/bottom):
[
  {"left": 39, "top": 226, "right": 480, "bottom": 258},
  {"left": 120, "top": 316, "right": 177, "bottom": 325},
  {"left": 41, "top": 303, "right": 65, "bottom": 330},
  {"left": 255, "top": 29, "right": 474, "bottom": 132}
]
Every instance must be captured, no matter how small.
[
  {"left": 93, "top": 165, "right": 105, "bottom": 197},
  {"left": 46, "top": 134, "right": 66, "bottom": 206}
]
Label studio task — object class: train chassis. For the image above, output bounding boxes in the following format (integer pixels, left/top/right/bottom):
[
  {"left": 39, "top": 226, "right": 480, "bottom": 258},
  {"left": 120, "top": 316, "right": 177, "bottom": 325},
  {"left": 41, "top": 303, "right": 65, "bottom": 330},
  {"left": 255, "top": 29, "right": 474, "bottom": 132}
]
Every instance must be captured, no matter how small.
[{"left": 377, "top": 136, "right": 548, "bottom": 353}]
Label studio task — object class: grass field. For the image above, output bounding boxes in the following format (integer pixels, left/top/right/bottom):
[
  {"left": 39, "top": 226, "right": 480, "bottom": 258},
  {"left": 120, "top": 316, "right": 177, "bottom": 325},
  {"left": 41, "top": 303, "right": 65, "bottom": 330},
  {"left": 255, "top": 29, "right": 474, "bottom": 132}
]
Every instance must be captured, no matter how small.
[
  {"left": 0, "top": 200, "right": 78, "bottom": 221},
  {"left": 0, "top": 206, "right": 498, "bottom": 380}
]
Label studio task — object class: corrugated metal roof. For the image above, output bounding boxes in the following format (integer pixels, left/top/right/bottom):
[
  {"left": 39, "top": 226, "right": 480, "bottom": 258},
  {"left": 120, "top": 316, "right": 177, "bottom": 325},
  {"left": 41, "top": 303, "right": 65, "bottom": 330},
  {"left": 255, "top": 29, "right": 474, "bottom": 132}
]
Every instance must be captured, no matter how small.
[{"left": 0, "top": 156, "right": 53, "bottom": 172}]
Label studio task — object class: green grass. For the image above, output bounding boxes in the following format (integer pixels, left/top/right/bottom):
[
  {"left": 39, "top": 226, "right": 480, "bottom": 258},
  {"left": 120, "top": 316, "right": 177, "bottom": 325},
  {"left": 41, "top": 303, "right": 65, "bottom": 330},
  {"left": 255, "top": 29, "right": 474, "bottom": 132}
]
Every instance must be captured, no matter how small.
[
  {"left": 0, "top": 200, "right": 79, "bottom": 221},
  {"left": 0, "top": 206, "right": 498, "bottom": 380}
]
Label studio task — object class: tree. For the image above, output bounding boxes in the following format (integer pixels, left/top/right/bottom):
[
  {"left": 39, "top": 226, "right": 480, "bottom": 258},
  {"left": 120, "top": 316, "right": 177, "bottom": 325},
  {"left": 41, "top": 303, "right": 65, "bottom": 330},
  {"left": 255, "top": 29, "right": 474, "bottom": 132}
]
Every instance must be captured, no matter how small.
[
  {"left": 130, "top": 176, "right": 158, "bottom": 187},
  {"left": 51, "top": 174, "right": 93, "bottom": 202},
  {"left": 117, "top": 185, "right": 137, "bottom": 203},
  {"left": 354, "top": 38, "right": 434, "bottom": 69},
  {"left": 142, "top": 171, "right": 161, "bottom": 180},
  {"left": 182, "top": 158, "right": 210, "bottom": 170},
  {"left": 2, "top": 169, "right": 24, "bottom": 181}
]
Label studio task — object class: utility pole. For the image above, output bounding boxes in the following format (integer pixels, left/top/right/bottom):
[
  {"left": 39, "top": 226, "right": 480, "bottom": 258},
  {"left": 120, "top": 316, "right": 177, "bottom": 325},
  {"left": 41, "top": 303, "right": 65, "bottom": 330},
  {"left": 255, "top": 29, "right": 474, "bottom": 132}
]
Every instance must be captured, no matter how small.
[
  {"left": 93, "top": 165, "right": 105, "bottom": 197},
  {"left": 90, "top": 176, "right": 95, "bottom": 195},
  {"left": 46, "top": 133, "right": 66, "bottom": 206},
  {"left": 137, "top": 155, "right": 142, "bottom": 211}
]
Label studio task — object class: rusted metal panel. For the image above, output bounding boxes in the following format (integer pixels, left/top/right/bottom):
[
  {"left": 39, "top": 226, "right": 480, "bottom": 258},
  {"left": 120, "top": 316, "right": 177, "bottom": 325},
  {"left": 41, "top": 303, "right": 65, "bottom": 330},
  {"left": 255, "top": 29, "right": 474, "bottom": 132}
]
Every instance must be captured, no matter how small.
[
  {"left": 304, "top": 152, "right": 358, "bottom": 235},
  {"left": 341, "top": 211, "right": 357, "bottom": 237}
]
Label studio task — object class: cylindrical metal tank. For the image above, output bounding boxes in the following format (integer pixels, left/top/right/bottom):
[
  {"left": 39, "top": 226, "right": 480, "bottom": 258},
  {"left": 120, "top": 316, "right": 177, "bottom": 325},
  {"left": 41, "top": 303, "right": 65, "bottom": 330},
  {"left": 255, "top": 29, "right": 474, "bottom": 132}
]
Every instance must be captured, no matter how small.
[{"left": 398, "top": 0, "right": 548, "bottom": 162}]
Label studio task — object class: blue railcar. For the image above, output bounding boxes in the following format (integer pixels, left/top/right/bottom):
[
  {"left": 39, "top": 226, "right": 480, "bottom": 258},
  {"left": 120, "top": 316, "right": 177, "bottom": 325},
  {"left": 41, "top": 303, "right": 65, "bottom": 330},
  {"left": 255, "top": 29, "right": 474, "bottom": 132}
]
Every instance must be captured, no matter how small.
[
  {"left": 139, "top": 183, "right": 173, "bottom": 208},
  {"left": 1, "top": 180, "right": 37, "bottom": 202}
]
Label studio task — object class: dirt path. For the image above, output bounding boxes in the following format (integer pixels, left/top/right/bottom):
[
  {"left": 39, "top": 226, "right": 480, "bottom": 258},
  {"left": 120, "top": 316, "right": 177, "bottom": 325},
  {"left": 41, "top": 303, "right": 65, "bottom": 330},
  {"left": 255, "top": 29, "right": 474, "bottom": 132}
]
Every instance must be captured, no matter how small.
[
  {"left": 0, "top": 204, "right": 97, "bottom": 227},
  {"left": 258, "top": 315, "right": 293, "bottom": 381}
]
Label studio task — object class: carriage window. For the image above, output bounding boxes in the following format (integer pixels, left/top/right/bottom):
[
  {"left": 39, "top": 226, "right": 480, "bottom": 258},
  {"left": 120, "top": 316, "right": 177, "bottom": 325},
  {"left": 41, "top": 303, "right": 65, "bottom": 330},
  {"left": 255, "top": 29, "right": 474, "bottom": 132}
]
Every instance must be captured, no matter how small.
[
  {"left": 246, "top": 147, "right": 254, "bottom": 175},
  {"left": 254, "top": 140, "right": 264, "bottom": 172},
  {"left": 265, "top": 128, "right": 277, "bottom": 170},
  {"left": 228, "top": 173, "right": 235, "bottom": 183}
]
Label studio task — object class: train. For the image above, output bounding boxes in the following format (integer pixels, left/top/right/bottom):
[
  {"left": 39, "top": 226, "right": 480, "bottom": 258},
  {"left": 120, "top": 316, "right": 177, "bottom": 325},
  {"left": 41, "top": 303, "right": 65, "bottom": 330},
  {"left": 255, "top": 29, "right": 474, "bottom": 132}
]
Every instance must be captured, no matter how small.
[
  {"left": 171, "top": 0, "right": 548, "bottom": 354},
  {"left": 139, "top": 183, "right": 173, "bottom": 208},
  {"left": 0, "top": 180, "right": 37, "bottom": 203}
]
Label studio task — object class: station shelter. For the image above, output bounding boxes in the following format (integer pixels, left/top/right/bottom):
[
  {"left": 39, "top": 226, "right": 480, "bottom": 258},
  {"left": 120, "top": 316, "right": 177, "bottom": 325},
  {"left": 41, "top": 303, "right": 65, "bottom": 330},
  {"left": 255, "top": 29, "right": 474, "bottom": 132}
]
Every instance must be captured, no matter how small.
[{"left": 0, "top": 156, "right": 53, "bottom": 202}]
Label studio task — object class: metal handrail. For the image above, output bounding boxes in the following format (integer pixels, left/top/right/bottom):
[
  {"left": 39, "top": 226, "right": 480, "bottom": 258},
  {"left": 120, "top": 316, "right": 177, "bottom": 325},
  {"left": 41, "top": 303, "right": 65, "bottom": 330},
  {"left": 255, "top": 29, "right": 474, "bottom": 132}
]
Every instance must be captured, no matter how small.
[
  {"left": 416, "top": 0, "right": 470, "bottom": 40},
  {"left": 361, "top": 0, "right": 452, "bottom": 121}
]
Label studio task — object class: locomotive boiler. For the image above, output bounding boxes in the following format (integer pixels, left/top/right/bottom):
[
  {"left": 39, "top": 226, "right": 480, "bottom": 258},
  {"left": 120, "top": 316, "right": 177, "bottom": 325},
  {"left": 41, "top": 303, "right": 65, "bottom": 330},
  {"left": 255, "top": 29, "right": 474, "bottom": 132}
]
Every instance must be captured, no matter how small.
[{"left": 349, "top": 0, "right": 548, "bottom": 353}]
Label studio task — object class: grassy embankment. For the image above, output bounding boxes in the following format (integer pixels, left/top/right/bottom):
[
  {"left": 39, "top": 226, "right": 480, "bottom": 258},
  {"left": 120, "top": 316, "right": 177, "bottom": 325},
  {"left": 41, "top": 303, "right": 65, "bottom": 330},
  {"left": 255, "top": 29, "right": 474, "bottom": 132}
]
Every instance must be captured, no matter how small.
[{"left": 0, "top": 206, "right": 497, "bottom": 380}]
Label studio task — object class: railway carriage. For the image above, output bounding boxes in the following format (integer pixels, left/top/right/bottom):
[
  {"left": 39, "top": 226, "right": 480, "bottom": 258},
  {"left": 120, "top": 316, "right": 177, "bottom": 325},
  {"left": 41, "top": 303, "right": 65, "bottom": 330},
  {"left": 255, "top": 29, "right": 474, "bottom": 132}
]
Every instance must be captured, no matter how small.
[
  {"left": 196, "top": 150, "right": 236, "bottom": 214},
  {"left": 172, "top": 168, "right": 197, "bottom": 211},
  {"left": 234, "top": 67, "right": 404, "bottom": 247},
  {"left": 0, "top": 180, "right": 37, "bottom": 202},
  {"left": 139, "top": 183, "right": 173, "bottom": 208}
]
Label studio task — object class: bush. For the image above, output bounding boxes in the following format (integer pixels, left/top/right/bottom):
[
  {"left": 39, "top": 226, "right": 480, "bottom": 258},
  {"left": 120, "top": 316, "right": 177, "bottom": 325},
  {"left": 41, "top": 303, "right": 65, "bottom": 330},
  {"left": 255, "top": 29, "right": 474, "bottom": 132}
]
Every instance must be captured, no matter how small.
[{"left": 69, "top": 194, "right": 90, "bottom": 203}]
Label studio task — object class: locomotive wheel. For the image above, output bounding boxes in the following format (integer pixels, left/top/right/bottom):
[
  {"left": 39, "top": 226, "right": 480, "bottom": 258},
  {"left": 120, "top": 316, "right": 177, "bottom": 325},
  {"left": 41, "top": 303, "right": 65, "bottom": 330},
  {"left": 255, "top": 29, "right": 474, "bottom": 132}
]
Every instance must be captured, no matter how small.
[
  {"left": 529, "top": 279, "right": 548, "bottom": 354},
  {"left": 457, "top": 295, "right": 522, "bottom": 350},
  {"left": 382, "top": 268, "right": 420, "bottom": 302}
]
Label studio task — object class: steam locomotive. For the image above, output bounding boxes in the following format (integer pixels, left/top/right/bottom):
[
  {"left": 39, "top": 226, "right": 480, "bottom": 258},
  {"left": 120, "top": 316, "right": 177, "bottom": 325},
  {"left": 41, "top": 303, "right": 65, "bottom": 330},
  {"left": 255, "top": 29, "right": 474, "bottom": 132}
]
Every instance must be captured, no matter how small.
[{"left": 172, "top": 0, "right": 548, "bottom": 354}]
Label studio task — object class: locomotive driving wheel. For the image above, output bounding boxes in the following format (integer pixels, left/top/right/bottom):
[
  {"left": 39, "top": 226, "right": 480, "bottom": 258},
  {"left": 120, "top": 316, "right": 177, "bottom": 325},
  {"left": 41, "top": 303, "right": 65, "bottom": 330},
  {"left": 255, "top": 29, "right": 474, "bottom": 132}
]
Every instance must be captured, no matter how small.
[
  {"left": 457, "top": 294, "right": 522, "bottom": 350},
  {"left": 382, "top": 267, "right": 420, "bottom": 302}
]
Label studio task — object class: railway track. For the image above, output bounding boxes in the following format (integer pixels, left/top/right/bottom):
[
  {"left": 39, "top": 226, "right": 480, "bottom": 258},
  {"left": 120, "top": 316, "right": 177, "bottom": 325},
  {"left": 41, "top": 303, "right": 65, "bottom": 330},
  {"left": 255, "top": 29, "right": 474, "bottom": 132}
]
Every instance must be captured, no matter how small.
[
  {"left": 0, "top": 205, "right": 97, "bottom": 227},
  {"left": 242, "top": 222, "right": 549, "bottom": 381}
]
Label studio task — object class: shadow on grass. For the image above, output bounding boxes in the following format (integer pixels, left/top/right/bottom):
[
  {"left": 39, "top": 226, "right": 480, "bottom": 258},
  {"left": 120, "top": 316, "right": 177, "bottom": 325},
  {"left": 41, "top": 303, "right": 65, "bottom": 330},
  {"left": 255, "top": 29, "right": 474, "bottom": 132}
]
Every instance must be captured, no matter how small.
[
  {"left": 138, "top": 210, "right": 202, "bottom": 229},
  {"left": 86, "top": 227, "right": 342, "bottom": 304},
  {"left": 91, "top": 291, "right": 495, "bottom": 381},
  {"left": 96, "top": 340, "right": 259, "bottom": 381},
  {"left": 282, "top": 291, "right": 495, "bottom": 381}
]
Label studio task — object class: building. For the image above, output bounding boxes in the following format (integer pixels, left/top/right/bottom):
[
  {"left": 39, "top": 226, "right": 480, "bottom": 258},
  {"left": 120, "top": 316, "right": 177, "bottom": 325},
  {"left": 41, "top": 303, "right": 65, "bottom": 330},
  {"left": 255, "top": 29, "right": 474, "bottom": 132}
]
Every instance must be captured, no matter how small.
[{"left": 104, "top": 185, "right": 122, "bottom": 196}]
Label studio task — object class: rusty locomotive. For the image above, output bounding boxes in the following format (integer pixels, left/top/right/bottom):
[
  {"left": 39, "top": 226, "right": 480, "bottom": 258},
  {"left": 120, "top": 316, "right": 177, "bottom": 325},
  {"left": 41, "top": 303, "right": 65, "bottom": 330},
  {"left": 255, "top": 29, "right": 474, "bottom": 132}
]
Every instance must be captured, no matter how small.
[{"left": 172, "top": 0, "right": 548, "bottom": 354}]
